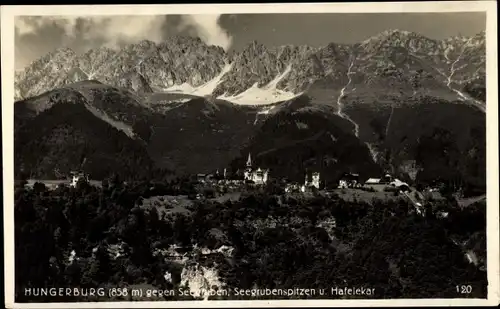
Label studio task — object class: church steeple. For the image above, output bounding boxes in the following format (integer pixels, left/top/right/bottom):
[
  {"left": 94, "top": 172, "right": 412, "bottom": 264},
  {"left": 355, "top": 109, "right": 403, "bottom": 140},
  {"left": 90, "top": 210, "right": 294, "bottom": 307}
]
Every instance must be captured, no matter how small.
[{"left": 246, "top": 153, "right": 252, "bottom": 168}]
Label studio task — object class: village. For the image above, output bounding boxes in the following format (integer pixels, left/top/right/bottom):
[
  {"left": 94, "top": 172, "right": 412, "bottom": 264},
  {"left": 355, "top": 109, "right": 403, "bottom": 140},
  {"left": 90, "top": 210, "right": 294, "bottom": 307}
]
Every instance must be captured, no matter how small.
[
  {"left": 190, "top": 153, "right": 432, "bottom": 215},
  {"left": 26, "top": 152, "right": 481, "bottom": 218},
  {"left": 192, "top": 153, "right": 412, "bottom": 192}
]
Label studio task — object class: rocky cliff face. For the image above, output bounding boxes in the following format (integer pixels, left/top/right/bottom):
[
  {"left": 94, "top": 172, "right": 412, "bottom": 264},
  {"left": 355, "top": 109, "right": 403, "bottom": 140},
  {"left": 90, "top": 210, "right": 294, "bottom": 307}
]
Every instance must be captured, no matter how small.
[
  {"left": 15, "top": 30, "right": 486, "bottom": 109},
  {"left": 15, "top": 37, "right": 227, "bottom": 100}
]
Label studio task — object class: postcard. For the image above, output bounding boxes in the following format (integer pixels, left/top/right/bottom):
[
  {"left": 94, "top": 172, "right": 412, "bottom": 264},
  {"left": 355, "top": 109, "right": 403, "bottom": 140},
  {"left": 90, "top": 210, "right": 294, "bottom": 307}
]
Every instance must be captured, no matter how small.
[{"left": 2, "top": 1, "right": 499, "bottom": 308}]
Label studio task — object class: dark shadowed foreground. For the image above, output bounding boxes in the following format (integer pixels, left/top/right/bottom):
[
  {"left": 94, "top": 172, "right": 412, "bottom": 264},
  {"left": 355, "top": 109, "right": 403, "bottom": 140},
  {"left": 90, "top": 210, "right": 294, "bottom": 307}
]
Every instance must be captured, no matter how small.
[{"left": 15, "top": 178, "right": 487, "bottom": 302}]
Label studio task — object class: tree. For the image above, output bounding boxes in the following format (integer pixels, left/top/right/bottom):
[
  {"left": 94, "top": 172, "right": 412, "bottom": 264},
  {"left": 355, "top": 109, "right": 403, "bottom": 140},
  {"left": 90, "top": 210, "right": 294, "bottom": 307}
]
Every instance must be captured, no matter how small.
[{"left": 33, "top": 182, "right": 46, "bottom": 194}]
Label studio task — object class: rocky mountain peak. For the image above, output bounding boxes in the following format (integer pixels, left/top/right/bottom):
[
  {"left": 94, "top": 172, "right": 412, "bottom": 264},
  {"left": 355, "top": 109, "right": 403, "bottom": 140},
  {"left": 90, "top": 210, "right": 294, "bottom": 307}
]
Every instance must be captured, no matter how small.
[
  {"left": 167, "top": 35, "right": 204, "bottom": 46},
  {"left": 240, "top": 40, "right": 269, "bottom": 55},
  {"left": 82, "top": 46, "right": 117, "bottom": 59},
  {"left": 381, "top": 29, "right": 412, "bottom": 36},
  {"left": 15, "top": 30, "right": 485, "bottom": 108},
  {"left": 475, "top": 30, "right": 486, "bottom": 38},
  {"left": 363, "top": 29, "right": 439, "bottom": 53},
  {"left": 49, "top": 47, "right": 78, "bottom": 58},
  {"left": 136, "top": 39, "right": 157, "bottom": 48}
]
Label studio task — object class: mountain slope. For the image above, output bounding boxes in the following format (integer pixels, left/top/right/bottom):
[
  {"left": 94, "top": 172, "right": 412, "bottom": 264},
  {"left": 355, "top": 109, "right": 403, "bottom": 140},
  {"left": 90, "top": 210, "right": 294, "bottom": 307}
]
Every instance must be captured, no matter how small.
[
  {"left": 15, "top": 89, "right": 155, "bottom": 180},
  {"left": 14, "top": 82, "right": 261, "bottom": 178},
  {"left": 146, "top": 97, "right": 258, "bottom": 174},
  {"left": 343, "top": 99, "right": 486, "bottom": 194},
  {"left": 15, "top": 30, "right": 486, "bottom": 110},
  {"left": 13, "top": 30, "right": 486, "bottom": 190},
  {"left": 16, "top": 81, "right": 154, "bottom": 142},
  {"left": 14, "top": 81, "right": 486, "bottom": 193},
  {"left": 229, "top": 95, "right": 382, "bottom": 184}
]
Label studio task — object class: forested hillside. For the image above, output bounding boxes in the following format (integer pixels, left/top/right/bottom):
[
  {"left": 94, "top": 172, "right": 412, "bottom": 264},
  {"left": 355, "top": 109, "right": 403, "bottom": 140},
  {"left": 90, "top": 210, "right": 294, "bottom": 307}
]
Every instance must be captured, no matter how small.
[
  {"left": 14, "top": 100, "right": 158, "bottom": 180},
  {"left": 15, "top": 180, "right": 487, "bottom": 302}
]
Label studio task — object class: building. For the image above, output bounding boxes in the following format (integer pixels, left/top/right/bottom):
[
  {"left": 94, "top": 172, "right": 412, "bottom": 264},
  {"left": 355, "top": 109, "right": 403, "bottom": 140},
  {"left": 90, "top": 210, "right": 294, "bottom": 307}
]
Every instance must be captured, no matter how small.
[
  {"left": 301, "top": 171, "right": 321, "bottom": 192},
  {"left": 338, "top": 173, "right": 360, "bottom": 188},
  {"left": 364, "top": 173, "right": 411, "bottom": 192},
  {"left": 250, "top": 168, "right": 269, "bottom": 185},
  {"left": 381, "top": 173, "right": 393, "bottom": 184},
  {"left": 389, "top": 178, "right": 410, "bottom": 191},
  {"left": 306, "top": 172, "right": 321, "bottom": 188},
  {"left": 363, "top": 173, "right": 393, "bottom": 186},
  {"left": 364, "top": 178, "right": 387, "bottom": 191},
  {"left": 69, "top": 171, "right": 89, "bottom": 187},
  {"left": 365, "top": 178, "right": 381, "bottom": 184},
  {"left": 243, "top": 153, "right": 269, "bottom": 185}
]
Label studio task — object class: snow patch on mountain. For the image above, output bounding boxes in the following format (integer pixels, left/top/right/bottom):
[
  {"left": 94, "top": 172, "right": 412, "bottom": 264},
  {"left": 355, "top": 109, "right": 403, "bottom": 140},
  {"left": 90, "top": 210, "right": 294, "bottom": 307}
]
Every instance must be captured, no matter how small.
[
  {"left": 162, "top": 63, "right": 233, "bottom": 97},
  {"left": 443, "top": 45, "right": 454, "bottom": 63},
  {"left": 15, "top": 31, "right": 485, "bottom": 114},
  {"left": 366, "top": 143, "right": 379, "bottom": 163},
  {"left": 191, "top": 63, "right": 233, "bottom": 96},
  {"left": 335, "top": 59, "right": 360, "bottom": 138},
  {"left": 168, "top": 98, "right": 192, "bottom": 104},
  {"left": 258, "top": 105, "right": 278, "bottom": 115},
  {"left": 266, "top": 63, "right": 292, "bottom": 89},
  {"left": 162, "top": 82, "right": 196, "bottom": 94},
  {"left": 443, "top": 37, "right": 486, "bottom": 113},
  {"left": 253, "top": 105, "right": 279, "bottom": 125},
  {"left": 218, "top": 64, "right": 302, "bottom": 105},
  {"left": 451, "top": 88, "right": 486, "bottom": 112},
  {"left": 218, "top": 83, "right": 301, "bottom": 106}
]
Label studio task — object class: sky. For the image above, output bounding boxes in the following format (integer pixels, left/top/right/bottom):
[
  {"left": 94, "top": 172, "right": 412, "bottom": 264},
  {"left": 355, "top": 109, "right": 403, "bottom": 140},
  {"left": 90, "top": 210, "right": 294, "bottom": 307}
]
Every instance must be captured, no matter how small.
[{"left": 15, "top": 12, "right": 486, "bottom": 71}]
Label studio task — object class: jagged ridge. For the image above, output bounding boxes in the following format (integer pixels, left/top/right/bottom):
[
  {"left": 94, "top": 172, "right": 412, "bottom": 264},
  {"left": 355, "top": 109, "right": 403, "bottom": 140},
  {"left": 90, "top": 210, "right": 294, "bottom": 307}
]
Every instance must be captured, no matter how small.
[{"left": 15, "top": 30, "right": 486, "bottom": 109}]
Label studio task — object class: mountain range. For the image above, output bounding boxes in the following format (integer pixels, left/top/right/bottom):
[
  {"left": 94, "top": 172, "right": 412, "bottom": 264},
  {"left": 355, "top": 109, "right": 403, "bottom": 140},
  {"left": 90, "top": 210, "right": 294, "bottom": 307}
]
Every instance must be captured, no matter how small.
[{"left": 14, "top": 29, "right": 487, "bottom": 194}]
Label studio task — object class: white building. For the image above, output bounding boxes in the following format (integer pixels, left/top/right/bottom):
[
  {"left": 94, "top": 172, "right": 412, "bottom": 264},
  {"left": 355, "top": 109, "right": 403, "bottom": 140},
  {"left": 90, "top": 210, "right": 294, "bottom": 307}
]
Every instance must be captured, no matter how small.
[
  {"left": 338, "top": 179, "right": 349, "bottom": 189},
  {"left": 310, "top": 172, "right": 321, "bottom": 188},
  {"left": 389, "top": 178, "right": 410, "bottom": 191},
  {"left": 338, "top": 173, "right": 360, "bottom": 188},
  {"left": 365, "top": 178, "right": 381, "bottom": 184},
  {"left": 301, "top": 172, "right": 320, "bottom": 192},
  {"left": 69, "top": 171, "right": 89, "bottom": 187},
  {"left": 243, "top": 153, "right": 269, "bottom": 185},
  {"left": 382, "top": 173, "right": 393, "bottom": 184}
]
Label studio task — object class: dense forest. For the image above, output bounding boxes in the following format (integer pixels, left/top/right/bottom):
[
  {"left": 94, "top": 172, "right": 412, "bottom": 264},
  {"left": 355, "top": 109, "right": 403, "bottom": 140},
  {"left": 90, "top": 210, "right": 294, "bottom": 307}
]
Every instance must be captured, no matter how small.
[
  {"left": 14, "top": 100, "right": 171, "bottom": 181},
  {"left": 345, "top": 101, "right": 486, "bottom": 196},
  {"left": 231, "top": 103, "right": 382, "bottom": 185},
  {"left": 15, "top": 178, "right": 487, "bottom": 302},
  {"left": 146, "top": 97, "right": 258, "bottom": 175}
]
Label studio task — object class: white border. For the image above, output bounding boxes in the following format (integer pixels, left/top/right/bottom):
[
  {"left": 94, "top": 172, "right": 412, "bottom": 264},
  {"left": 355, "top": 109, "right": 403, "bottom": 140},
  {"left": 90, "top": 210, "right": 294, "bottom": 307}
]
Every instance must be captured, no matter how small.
[{"left": 2, "top": 2, "right": 499, "bottom": 308}]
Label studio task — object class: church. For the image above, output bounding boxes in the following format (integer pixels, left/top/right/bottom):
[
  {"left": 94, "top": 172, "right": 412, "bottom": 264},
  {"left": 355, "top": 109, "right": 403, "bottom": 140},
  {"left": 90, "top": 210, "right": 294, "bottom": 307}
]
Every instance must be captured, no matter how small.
[
  {"left": 301, "top": 171, "right": 321, "bottom": 192},
  {"left": 243, "top": 153, "right": 269, "bottom": 185}
]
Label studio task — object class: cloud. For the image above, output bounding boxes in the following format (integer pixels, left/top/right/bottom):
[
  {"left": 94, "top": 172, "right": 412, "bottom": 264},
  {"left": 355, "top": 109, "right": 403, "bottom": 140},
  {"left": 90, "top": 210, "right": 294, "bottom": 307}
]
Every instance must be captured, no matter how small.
[
  {"left": 81, "top": 16, "right": 167, "bottom": 47},
  {"left": 16, "top": 15, "right": 167, "bottom": 48},
  {"left": 176, "top": 15, "right": 233, "bottom": 51},
  {"left": 14, "top": 14, "right": 233, "bottom": 70}
]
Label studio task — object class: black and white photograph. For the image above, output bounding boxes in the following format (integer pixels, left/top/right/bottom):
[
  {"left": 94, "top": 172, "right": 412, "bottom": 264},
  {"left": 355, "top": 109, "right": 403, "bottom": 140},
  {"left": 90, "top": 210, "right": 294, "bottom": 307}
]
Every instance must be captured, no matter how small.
[{"left": 2, "top": 2, "right": 499, "bottom": 307}]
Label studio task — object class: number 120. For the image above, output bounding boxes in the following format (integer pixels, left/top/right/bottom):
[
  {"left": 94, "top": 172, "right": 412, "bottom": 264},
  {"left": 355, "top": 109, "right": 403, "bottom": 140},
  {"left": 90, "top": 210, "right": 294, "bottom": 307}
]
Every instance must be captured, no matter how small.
[{"left": 456, "top": 285, "right": 472, "bottom": 294}]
